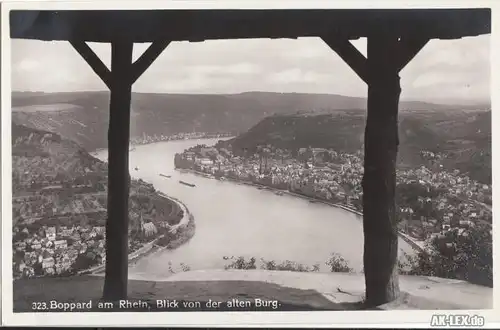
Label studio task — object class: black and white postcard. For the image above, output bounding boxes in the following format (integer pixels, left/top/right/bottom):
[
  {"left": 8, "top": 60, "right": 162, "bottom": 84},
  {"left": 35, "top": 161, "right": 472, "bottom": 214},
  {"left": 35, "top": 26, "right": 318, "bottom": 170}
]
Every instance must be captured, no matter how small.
[{"left": 1, "top": 0, "right": 498, "bottom": 327}]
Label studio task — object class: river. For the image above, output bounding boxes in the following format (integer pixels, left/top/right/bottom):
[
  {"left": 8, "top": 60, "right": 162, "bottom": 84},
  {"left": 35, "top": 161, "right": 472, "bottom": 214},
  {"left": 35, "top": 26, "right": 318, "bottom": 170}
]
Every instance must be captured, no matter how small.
[{"left": 95, "top": 139, "right": 416, "bottom": 280}]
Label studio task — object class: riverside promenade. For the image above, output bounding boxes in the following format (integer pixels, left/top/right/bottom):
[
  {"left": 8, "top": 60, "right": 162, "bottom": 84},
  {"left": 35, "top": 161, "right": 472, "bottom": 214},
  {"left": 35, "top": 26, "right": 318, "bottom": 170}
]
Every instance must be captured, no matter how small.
[
  {"left": 86, "top": 194, "right": 193, "bottom": 275},
  {"left": 177, "top": 168, "right": 426, "bottom": 253}
]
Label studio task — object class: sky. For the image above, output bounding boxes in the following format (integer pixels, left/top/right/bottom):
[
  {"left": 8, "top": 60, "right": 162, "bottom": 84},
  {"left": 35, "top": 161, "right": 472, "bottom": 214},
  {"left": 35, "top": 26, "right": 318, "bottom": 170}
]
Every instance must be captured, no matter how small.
[{"left": 11, "top": 35, "right": 490, "bottom": 104}]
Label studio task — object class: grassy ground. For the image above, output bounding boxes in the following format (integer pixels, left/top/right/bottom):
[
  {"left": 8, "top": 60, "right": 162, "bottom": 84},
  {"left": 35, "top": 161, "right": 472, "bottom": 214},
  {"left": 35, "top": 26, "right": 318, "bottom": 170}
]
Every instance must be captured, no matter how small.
[
  {"left": 14, "top": 275, "right": 345, "bottom": 312},
  {"left": 13, "top": 270, "right": 492, "bottom": 313}
]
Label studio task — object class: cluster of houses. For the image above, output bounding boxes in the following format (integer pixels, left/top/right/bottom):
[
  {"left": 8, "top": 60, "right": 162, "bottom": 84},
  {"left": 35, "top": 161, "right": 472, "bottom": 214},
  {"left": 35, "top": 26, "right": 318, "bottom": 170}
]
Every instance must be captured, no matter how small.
[
  {"left": 176, "top": 146, "right": 371, "bottom": 207},
  {"left": 12, "top": 191, "right": 175, "bottom": 279},
  {"left": 13, "top": 224, "right": 106, "bottom": 278},
  {"left": 175, "top": 144, "right": 492, "bottom": 242},
  {"left": 131, "top": 132, "right": 232, "bottom": 146},
  {"left": 397, "top": 166, "right": 492, "bottom": 240},
  {"left": 12, "top": 206, "right": 170, "bottom": 279},
  {"left": 399, "top": 166, "right": 492, "bottom": 204}
]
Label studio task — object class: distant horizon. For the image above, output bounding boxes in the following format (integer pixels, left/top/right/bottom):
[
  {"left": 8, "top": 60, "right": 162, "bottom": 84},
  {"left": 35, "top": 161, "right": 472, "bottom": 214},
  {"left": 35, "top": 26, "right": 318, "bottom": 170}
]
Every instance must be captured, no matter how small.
[
  {"left": 11, "top": 89, "right": 491, "bottom": 107},
  {"left": 12, "top": 36, "right": 490, "bottom": 105}
]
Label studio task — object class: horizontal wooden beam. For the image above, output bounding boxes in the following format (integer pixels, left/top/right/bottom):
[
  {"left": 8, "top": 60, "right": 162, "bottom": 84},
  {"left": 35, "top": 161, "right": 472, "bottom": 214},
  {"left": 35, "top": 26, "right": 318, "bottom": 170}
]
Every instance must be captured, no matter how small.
[
  {"left": 322, "top": 37, "right": 368, "bottom": 84},
  {"left": 130, "top": 40, "right": 171, "bottom": 84},
  {"left": 70, "top": 40, "right": 111, "bottom": 89},
  {"left": 11, "top": 9, "right": 491, "bottom": 43}
]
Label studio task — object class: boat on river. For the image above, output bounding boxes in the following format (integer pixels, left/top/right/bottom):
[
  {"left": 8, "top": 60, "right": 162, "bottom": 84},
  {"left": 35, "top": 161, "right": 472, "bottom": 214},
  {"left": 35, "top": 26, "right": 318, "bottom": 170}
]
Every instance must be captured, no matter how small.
[
  {"left": 275, "top": 191, "right": 284, "bottom": 196},
  {"left": 159, "top": 174, "right": 171, "bottom": 178},
  {"left": 179, "top": 180, "right": 196, "bottom": 187},
  {"left": 134, "top": 167, "right": 139, "bottom": 171}
]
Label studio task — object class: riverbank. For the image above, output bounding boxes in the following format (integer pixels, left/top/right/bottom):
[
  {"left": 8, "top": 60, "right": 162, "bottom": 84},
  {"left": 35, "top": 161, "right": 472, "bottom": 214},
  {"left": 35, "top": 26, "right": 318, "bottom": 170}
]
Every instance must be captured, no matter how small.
[
  {"left": 176, "top": 167, "right": 425, "bottom": 253},
  {"left": 91, "top": 135, "right": 234, "bottom": 155},
  {"left": 125, "top": 195, "right": 196, "bottom": 267},
  {"left": 86, "top": 193, "right": 195, "bottom": 275},
  {"left": 154, "top": 193, "right": 196, "bottom": 251}
]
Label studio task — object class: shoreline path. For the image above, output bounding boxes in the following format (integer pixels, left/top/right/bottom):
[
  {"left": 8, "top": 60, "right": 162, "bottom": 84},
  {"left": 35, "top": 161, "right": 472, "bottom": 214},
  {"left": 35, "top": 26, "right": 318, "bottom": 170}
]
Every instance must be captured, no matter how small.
[{"left": 87, "top": 193, "right": 192, "bottom": 275}]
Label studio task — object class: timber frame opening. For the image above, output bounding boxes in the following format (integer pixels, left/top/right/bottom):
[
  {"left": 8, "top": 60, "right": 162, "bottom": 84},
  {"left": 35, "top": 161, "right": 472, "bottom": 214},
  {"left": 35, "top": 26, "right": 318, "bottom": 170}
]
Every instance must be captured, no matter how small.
[{"left": 10, "top": 8, "right": 491, "bottom": 308}]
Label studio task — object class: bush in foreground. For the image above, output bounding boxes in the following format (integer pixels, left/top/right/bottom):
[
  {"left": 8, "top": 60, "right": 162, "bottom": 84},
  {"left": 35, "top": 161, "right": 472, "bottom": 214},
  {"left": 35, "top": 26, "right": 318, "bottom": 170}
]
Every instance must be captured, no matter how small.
[
  {"left": 261, "top": 259, "right": 320, "bottom": 272},
  {"left": 222, "top": 253, "right": 353, "bottom": 273},
  {"left": 167, "top": 230, "right": 492, "bottom": 289},
  {"left": 223, "top": 256, "right": 257, "bottom": 270},
  {"left": 325, "top": 253, "right": 354, "bottom": 273}
]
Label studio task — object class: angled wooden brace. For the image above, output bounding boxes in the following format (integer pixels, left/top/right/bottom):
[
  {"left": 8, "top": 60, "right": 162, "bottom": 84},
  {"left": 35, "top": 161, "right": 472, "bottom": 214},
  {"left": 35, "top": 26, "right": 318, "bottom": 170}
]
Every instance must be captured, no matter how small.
[
  {"left": 130, "top": 40, "right": 171, "bottom": 84},
  {"left": 321, "top": 36, "right": 368, "bottom": 84},
  {"left": 395, "top": 37, "right": 429, "bottom": 72},
  {"left": 70, "top": 40, "right": 111, "bottom": 89}
]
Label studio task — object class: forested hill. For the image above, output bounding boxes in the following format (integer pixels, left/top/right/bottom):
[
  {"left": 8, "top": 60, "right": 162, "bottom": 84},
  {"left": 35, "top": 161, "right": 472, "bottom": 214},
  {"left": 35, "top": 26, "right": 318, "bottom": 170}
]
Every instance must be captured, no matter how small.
[
  {"left": 12, "top": 91, "right": 487, "bottom": 151},
  {"left": 12, "top": 123, "right": 108, "bottom": 194},
  {"left": 225, "top": 110, "right": 491, "bottom": 184}
]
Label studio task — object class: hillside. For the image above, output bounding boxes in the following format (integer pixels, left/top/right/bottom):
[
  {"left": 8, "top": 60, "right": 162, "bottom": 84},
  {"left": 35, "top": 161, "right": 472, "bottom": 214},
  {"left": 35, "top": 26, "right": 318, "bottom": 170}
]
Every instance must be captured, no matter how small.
[
  {"left": 11, "top": 91, "right": 487, "bottom": 152},
  {"left": 11, "top": 123, "right": 181, "bottom": 227},
  {"left": 12, "top": 123, "right": 191, "bottom": 278},
  {"left": 225, "top": 110, "right": 491, "bottom": 183},
  {"left": 12, "top": 123, "right": 107, "bottom": 192}
]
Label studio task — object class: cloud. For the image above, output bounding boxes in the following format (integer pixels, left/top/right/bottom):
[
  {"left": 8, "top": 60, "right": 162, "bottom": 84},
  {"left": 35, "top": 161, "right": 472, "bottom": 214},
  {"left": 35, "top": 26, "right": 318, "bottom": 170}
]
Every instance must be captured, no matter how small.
[
  {"left": 185, "top": 63, "right": 261, "bottom": 76},
  {"left": 16, "top": 59, "right": 40, "bottom": 72},
  {"left": 266, "top": 68, "right": 329, "bottom": 84},
  {"left": 11, "top": 34, "right": 490, "bottom": 104}
]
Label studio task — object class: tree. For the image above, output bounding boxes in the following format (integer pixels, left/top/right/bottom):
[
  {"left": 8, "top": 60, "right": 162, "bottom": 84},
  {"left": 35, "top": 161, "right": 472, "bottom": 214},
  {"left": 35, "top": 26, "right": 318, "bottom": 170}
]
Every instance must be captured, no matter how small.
[
  {"left": 257, "top": 146, "right": 264, "bottom": 174},
  {"left": 14, "top": 230, "right": 29, "bottom": 242},
  {"left": 298, "top": 146, "right": 314, "bottom": 167},
  {"left": 263, "top": 147, "right": 271, "bottom": 173},
  {"left": 400, "top": 224, "right": 492, "bottom": 287},
  {"left": 276, "top": 149, "right": 285, "bottom": 164},
  {"left": 73, "top": 253, "right": 99, "bottom": 271},
  {"left": 33, "top": 263, "right": 43, "bottom": 276}
]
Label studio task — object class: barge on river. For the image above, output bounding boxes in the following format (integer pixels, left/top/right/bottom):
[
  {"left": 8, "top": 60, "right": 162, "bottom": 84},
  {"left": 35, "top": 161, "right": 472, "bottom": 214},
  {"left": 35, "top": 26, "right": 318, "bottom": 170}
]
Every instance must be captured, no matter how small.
[{"left": 179, "top": 180, "right": 196, "bottom": 187}]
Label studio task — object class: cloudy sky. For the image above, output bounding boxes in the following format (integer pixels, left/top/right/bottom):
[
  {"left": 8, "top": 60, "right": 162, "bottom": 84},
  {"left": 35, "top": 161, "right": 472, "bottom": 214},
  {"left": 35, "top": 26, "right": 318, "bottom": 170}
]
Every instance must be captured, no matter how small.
[{"left": 12, "top": 35, "right": 490, "bottom": 104}]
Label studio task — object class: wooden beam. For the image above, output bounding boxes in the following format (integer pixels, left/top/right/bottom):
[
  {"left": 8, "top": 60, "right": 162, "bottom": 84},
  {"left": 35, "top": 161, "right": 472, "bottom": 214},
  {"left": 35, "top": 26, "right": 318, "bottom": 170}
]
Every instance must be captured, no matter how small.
[
  {"left": 362, "top": 35, "right": 401, "bottom": 307},
  {"left": 130, "top": 40, "right": 171, "bottom": 84},
  {"left": 321, "top": 37, "right": 368, "bottom": 84},
  {"left": 70, "top": 40, "right": 111, "bottom": 89},
  {"left": 102, "top": 41, "right": 134, "bottom": 301},
  {"left": 396, "top": 37, "right": 429, "bottom": 72}
]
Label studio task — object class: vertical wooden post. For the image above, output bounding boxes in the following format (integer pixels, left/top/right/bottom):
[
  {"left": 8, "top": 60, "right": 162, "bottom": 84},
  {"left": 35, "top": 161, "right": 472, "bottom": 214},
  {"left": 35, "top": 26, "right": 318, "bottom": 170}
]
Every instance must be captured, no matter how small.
[
  {"left": 362, "top": 36, "right": 401, "bottom": 306},
  {"left": 102, "top": 41, "right": 134, "bottom": 301},
  {"left": 69, "top": 39, "right": 169, "bottom": 300}
]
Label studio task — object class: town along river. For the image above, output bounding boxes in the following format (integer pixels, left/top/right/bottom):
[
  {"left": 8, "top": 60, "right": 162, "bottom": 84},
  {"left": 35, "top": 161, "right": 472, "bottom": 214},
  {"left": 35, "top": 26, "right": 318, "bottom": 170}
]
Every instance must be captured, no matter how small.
[{"left": 94, "top": 139, "right": 416, "bottom": 280}]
